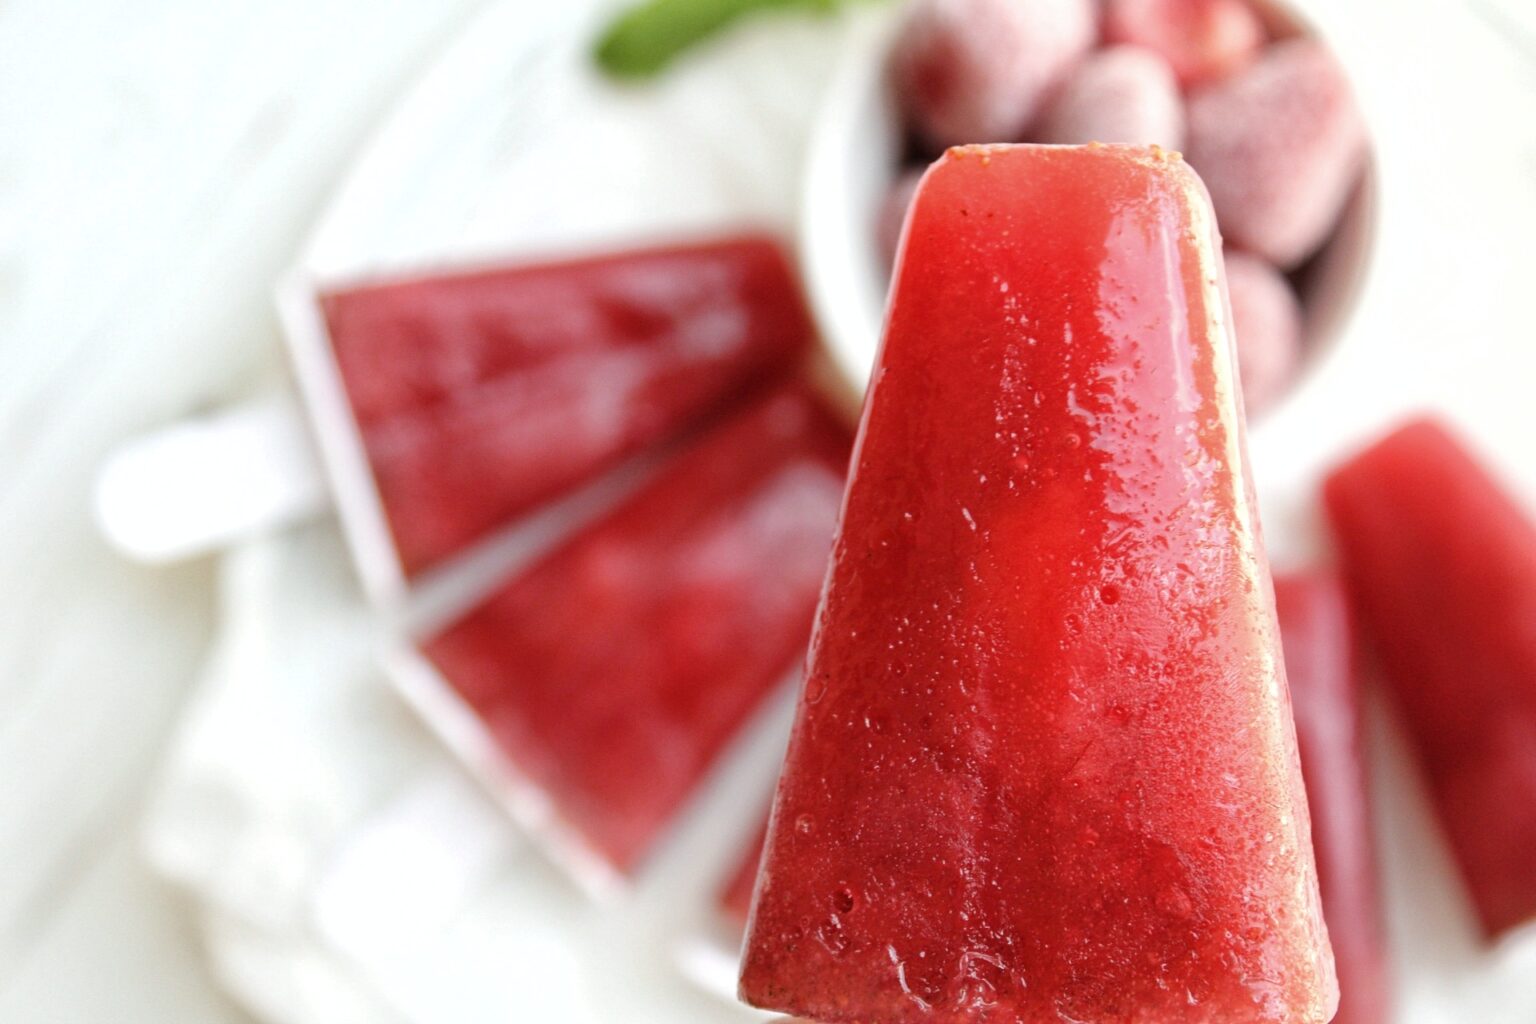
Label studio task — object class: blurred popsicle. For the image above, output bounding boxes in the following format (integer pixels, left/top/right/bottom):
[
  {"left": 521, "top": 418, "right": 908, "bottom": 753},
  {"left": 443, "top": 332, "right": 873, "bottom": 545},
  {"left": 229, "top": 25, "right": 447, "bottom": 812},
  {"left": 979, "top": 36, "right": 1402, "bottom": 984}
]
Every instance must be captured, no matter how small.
[
  {"left": 1276, "top": 573, "right": 1390, "bottom": 1024},
  {"left": 320, "top": 236, "right": 814, "bottom": 575},
  {"left": 424, "top": 380, "right": 849, "bottom": 876},
  {"left": 1324, "top": 417, "right": 1536, "bottom": 939},
  {"left": 740, "top": 145, "right": 1336, "bottom": 1023}
]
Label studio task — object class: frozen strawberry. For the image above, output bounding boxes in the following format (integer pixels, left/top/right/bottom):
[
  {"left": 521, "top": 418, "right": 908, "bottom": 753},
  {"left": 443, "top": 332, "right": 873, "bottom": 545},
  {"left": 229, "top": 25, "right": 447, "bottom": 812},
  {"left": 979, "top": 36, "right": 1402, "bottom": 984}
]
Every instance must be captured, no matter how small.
[
  {"left": 892, "top": 0, "right": 1095, "bottom": 149},
  {"left": 1036, "top": 45, "right": 1185, "bottom": 149},
  {"left": 876, "top": 169, "right": 927, "bottom": 271},
  {"left": 1185, "top": 38, "right": 1366, "bottom": 268},
  {"left": 1104, "top": 0, "right": 1265, "bottom": 86},
  {"left": 1225, "top": 250, "right": 1302, "bottom": 415}
]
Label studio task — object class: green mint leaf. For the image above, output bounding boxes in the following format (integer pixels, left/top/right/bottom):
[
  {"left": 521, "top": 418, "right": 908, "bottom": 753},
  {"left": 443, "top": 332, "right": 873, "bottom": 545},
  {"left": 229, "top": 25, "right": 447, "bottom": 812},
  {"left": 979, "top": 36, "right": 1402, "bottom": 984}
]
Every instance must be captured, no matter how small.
[{"left": 595, "top": 0, "right": 843, "bottom": 79}]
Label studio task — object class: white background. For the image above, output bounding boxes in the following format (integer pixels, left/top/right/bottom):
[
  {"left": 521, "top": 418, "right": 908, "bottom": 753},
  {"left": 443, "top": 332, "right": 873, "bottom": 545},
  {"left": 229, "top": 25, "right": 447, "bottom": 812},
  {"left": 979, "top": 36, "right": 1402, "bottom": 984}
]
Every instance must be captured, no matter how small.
[{"left": 1, "top": 1, "right": 1534, "bottom": 1021}]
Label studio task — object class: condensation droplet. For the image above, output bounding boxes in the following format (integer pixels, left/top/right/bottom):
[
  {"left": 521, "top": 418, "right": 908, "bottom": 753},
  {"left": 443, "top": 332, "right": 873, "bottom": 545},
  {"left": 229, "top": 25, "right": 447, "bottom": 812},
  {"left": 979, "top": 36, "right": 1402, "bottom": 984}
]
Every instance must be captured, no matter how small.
[
  {"left": 1156, "top": 885, "right": 1194, "bottom": 919},
  {"left": 805, "top": 674, "right": 827, "bottom": 704},
  {"left": 816, "top": 918, "right": 848, "bottom": 955}
]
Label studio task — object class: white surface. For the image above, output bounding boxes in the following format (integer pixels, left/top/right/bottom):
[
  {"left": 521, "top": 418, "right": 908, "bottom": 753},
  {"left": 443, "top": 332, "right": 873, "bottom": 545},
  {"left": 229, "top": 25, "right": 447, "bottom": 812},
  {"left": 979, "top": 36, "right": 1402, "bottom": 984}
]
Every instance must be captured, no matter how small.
[
  {"left": 0, "top": 0, "right": 480, "bottom": 1020},
  {"left": 1, "top": 3, "right": 1534, "bottom": 1024}
]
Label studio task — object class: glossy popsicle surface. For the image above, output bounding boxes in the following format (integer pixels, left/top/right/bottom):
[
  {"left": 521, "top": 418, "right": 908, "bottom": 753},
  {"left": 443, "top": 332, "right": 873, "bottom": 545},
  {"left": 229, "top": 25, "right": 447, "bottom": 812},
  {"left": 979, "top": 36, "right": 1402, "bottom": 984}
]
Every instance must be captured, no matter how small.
[
  {"left": 1324, "top": 417, "right": 1536, "bottom": 939},
  {"left": 321, "top": 236, "right": 814, "bottom": 575},
  {"left": 1276, "top": 573, "right": 1389, "bottom": 1024},
  {"left": 425, "top": 380, "right": 849, "bottom": 875},
  {"left": 740, "top": 145, "right": 1335, "bottom": 1023}
]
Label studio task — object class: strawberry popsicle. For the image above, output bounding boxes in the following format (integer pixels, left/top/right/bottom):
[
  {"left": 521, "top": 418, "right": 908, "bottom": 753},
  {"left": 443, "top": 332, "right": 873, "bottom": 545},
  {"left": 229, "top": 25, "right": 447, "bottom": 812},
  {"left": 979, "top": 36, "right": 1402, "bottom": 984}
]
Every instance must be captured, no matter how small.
[
  {"left": 1276, "top": 573, "right": 1389, "bottom": 1024},
  {"left": 320, "top": 236, "right": 814, "bottom": 575},
  {"left": 1324, "top": 417, "right": 1536, "bottom": 939},
  {"left": 424, "top": 380, "right": 849, "bottom": 876},
  {"left": 739, "top": 145, "right": 1336, "bottom": 1023}
]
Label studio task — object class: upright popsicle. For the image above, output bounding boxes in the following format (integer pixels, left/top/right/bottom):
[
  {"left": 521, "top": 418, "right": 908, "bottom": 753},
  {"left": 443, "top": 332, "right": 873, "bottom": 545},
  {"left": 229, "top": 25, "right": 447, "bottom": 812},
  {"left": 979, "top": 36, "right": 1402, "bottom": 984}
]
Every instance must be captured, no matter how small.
[
  {"left": 1276, "top": 573, "right": 1390, "bottom": 1024},
  {"left": 739, "top": 145, "right": 1336, "bottom": 1023},
  {"left": 1324, "top": 417, "right": 1536, "bottom": 939},
  {"left": 320, "top": 236, "right": 814, "bottom": 575},
  {"left": 424, "top": 380, "right": 849, "bottom": 878}
]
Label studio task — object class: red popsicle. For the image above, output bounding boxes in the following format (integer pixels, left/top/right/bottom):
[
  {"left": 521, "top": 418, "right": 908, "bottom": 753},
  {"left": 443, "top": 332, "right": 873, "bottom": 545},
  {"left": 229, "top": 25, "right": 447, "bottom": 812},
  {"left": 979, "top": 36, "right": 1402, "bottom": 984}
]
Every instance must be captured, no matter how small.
[
  {"left": 1324, "top": 417, "right": 1536, "bottom": 939},
  {"left": 739, "top": 145, "right": 1336, "bottom": 1023},
  {"left": 320, "top": 236, "right": 814, "bottom": 575},
  {"left": 1275, "top": 573, "right": 1390, "bottom": 1024},
  {"left": 424, "top": 380, "right": 849, "bottom": 875}
]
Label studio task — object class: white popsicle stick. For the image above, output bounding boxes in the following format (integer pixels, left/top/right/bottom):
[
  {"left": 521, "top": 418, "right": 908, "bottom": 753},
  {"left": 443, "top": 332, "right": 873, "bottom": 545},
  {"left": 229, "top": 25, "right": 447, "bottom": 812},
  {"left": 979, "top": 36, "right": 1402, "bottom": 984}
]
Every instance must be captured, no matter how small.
[{"left": 94, "top": 393, "right": 328, "bottom": 563}]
